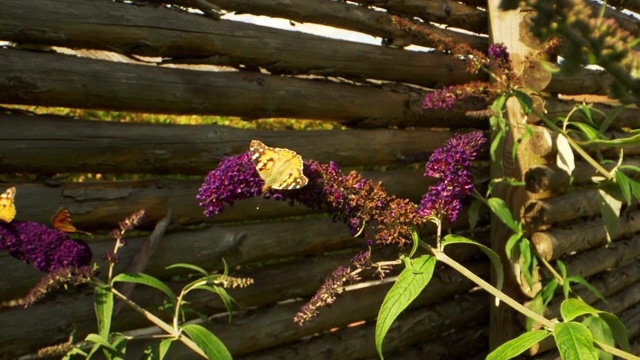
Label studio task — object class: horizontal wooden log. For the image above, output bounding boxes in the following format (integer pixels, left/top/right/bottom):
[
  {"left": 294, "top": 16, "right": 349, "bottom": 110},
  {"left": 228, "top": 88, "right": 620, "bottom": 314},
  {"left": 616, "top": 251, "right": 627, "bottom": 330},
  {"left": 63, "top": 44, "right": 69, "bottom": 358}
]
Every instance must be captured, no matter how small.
[
  {"left": 522, "top": 189, "right": 602, "bottom": 229},
  {"left": 0, "top": 112, "right": 471, "bottom": 174},
  {"left": 236, "top": 292, "right": 488, "bottom": 359},
  {"left": 0, "top": 49, "right": 489, "bottom": 129},
  {"left": 547, "top": 68, "right": 614, "bottom": 95},
  {"left": 0, "top": 257, "right": 487, "bottom": 357},
  {"left": 0, "top": 0, "right": 481, "bottom": 88},
  {"left": 152, "top": 0, "right": 489, "bottom": 50},
  {"left": 531, "top": 209, "right": 640, "bottom": 261},
  {"left": 349, "top": 0, "right": 489, "bottom": 34},
  {"left": 525, "top": 157, "right": 640, "bottom": 193},
  {"left": 558, "top": 233, "right": 640, "bottom": 279},
  {"left": 385, "top": 323, "right": 488, "bottom": 359}
]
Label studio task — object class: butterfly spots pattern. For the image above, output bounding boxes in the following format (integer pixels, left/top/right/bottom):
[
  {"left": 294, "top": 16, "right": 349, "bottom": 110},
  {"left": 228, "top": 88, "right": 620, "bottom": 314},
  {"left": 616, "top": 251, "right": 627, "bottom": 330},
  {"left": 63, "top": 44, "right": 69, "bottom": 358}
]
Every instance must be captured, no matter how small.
[{"left": 250, "top": 140, "right": 308, "bottom": 192}]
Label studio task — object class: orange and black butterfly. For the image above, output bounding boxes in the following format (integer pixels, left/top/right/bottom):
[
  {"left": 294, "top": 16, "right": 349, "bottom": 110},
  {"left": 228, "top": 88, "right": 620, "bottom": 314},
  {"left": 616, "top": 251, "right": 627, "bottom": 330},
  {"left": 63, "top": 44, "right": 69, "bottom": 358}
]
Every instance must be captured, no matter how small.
[{"left": 51, "top": 207, "right": 92, "bottom": 235}]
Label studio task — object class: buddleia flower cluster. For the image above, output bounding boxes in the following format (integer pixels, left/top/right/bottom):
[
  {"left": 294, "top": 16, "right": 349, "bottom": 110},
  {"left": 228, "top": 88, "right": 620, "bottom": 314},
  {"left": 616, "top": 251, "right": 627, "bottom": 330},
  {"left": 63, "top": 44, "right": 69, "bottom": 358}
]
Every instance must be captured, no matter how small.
[
  {"left": 199, "top": 132, "right": 486, "bottom": 324},
  {"left": 0, "top": 221, "right": 94, "bottom": 306}
]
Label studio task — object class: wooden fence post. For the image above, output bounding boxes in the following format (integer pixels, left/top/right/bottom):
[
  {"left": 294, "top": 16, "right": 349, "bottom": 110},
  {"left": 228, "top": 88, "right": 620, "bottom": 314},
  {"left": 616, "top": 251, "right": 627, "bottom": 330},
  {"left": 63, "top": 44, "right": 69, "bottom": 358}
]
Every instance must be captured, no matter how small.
[{"left": 487, "top": 0, "right": 553, "bottom": 350}]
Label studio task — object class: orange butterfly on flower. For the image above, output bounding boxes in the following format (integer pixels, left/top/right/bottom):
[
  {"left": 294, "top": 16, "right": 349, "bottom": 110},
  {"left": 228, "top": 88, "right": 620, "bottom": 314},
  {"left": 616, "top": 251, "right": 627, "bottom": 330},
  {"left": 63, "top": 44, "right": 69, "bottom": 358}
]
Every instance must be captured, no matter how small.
[
  {"left": 51, "top": 207, "right": 92, "bottom": 235},
  {"left": 0, "top": 187, "right": 17, "bottom": 223}
]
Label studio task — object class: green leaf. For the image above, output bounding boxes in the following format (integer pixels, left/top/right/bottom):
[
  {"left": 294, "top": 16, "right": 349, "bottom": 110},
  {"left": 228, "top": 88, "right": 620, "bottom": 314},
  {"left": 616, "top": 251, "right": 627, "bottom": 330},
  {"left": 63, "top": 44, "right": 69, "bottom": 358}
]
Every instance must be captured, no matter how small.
[
  {"left": 600, "top": 105, "right": 629, "bottom": 133},
  {"left": 442, "top": 235, "right": 504, "bottom": 298},
  {"left": 112, "top": 272, "right": 176, "bottom": 301},
  {"left": 583, "top": 316, "right": 614, "bottom": 360},
  {"left": 513, "top": 90, "right": 533, "bottom": 115},
  {"left": 94, "top": 286, "right": 113, "bottom": 338},
  {"left": 571, "top": 122, "right": 603, "bottom": 142},
  {"left": 166, "top": 263, "right": 210, "bottom": 277},
  {"left": 556, "top": 134, "right": 575, "bottom": 176},
  {"left": 560, "top": 299, "right": 600, "bottom": 322},
  {"left": 565, "top": 276, "right": 607, "bottom": 304},
  {"left": 504, "top": 234, "right": 522, "bottom": 260},
  {"left": 554, "top": 322, "right": 599, "bottom": 360},
  {"left": 490, "top": 129, "right": 506, "bottom": 163},
  {"left": 468, "top": 199, "right": 483, "bottom": 232},
  {"left": 486, "top": 329, "right": 550, "bottom": 360},
  {"left": 599, "top": 312, "right": 631, "bottom": 352},
  {"left": 375, "top": 255, "right": 437, "bottom": 359},
  {"left": 579, "top": 103, "right": 596, "bottom": 126},
  {"left": 85, "top": 333, "right": 120, "bottom": 354},
  {"left": 519, "top": 239, "right": 536, "bottom": 288},
  {"left": 409, "top": 226, "right": 420, "bottom": 258},
  {"left": 615, "top": 172, "right": 632, "bottom": 204},
  {"left": 556, "top": 260, "right": 567, "bottom": 278},
  {"left": 487, "top": 197, "right": 520, "bottom": 232},
  {"left": 597, "top": 184, "right": 622, "bottom": 243},
  {"left": 181, "top": 324, "right": 232, "bottom": 360},
  {"left": 142, "top": 339, "right": 173, "bottom": 360}
]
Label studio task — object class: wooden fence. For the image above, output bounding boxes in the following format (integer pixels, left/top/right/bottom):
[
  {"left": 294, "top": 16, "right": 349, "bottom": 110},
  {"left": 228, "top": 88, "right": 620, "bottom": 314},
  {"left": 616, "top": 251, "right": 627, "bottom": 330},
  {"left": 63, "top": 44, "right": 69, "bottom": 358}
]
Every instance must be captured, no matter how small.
[{"left": 1, "top": 0, "right": 640, "bottom": 358}]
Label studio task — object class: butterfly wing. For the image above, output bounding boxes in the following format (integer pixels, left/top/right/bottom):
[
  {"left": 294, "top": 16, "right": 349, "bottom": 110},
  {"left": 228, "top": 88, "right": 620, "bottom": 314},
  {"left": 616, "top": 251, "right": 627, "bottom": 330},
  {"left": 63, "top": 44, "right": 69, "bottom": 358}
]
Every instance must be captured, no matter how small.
[
  {"left": 250, "top": 140, "right": 308, "bottom": 192},
  {"left": 51, "top": 207, "right": 92, "bottom": 235},
  {"left": 0, "top": 187, "right": 16, "bottom": 223},
  {"left": 52, "top": 207, "right": 77, "bottom": 232}
]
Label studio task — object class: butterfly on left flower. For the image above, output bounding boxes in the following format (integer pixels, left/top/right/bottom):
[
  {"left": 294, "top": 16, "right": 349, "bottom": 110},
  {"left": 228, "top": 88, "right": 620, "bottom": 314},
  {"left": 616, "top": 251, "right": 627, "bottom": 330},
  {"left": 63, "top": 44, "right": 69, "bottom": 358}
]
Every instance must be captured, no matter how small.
[
  {"left": 0, "top": 187, "right": 16, "bottom": 223},
  {"left": 250, "top": 140, "right": 309, "bottom": 192}
]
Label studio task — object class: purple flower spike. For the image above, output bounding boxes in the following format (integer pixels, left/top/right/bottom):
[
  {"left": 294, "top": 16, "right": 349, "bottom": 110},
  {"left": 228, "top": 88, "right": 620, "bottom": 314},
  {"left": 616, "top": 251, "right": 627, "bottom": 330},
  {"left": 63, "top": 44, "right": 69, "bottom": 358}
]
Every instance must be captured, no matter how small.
[
  {"left": 488, "top": 43, "right": 511, "bottom": 68},
  {"left": 197, "top": 152, "right": 264, "bottom": 216},
  {"left": 418, "top": 132, "right": 486, "bottom": 222},
  {"left": 423, "top": 86, "right": 458, "bottom": 111},
  {"left": 0, "top": 221, "right": 92, "bottom": 273}
]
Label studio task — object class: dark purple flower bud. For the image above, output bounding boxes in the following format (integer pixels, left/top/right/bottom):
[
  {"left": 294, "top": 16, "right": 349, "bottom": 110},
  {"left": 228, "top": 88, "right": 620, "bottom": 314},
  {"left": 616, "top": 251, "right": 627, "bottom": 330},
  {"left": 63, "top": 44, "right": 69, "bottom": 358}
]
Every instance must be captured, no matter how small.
[{"left": 0, "top": 221, "right": 92, "bottom": 273}]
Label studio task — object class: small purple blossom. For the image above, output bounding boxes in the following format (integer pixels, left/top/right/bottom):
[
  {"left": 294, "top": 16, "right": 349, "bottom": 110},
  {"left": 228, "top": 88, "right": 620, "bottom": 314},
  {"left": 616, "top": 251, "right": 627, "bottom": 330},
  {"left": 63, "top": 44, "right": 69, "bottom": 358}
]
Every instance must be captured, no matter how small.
[
  {"left": 0, "top": 221, "right": 93, "bottom": 273},
  {"left": 418, "top": 132, "right": 486, "bottom": 222}
]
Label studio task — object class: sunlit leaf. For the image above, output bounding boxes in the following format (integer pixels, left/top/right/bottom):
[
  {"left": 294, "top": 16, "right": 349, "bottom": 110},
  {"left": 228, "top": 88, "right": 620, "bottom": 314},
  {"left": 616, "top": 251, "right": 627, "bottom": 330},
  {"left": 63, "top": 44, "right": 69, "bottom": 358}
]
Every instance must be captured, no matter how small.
[
  {"left": 181, "top": 324, "right": 232, "bottom": 360},
  {"left": 487, "top": 329, "right": 550, "bottom": 360},
  {"left": 112, "top": 272, "right": 176, "bottom": 301},
  {"left": 556, "top": 134, "right": 575, "bottom": 176},
  {"left": 583, "top": 316, "right": 614, "bottom": 360},
  {"left": 94, "top": 286, "right": 113, "bottom": 338},
  {"left": 560, "top": 299, "right": 600, "bottom": 322},
  {"left": 554, "top": 322, "right": 598, "bottom": 360},
  {"left": 375, "top": 255, "right": 436, "bottom": 359},
  {"left": 487, "top": 197, "right": 520, "bottom": 232}
]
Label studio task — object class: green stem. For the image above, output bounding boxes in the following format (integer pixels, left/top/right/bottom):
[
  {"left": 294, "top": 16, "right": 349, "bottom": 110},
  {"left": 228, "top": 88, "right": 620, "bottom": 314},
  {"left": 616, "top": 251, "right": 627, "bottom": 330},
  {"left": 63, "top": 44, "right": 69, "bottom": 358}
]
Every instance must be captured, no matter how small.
[
  {"left": 538, "top": 256, "right": 564, "bottom": 285},
  {"left": 430, "top": 246, "right": 554, "bottom": 329},
  {"left": 595, "top": 340, "right": 640, "bottom": 360},
  {"left": 109, "top": 286, "right": 208, "bottom": 359}
]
